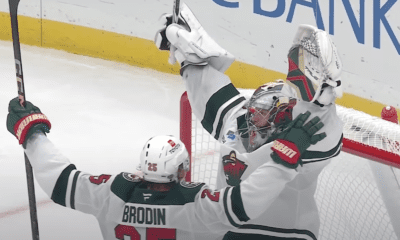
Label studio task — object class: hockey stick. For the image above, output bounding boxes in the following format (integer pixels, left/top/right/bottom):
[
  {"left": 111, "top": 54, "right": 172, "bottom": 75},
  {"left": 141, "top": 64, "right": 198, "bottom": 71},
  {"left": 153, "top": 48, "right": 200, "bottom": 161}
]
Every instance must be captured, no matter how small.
[
  {"left": 172, "top": 0, "right": 180, "bottom": 26},
  {"left": 9, "top": 0, "right": 40, "bottom": 239},
  {"left": 168, "top": 0, "right": 180, "bottom": 64}
]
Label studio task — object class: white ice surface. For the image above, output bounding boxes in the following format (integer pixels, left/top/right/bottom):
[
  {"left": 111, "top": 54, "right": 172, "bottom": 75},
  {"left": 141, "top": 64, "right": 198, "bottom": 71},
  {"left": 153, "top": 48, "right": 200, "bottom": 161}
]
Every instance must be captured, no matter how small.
[{"left": 0, "top": 40, "right": 184, "bottom": 239}]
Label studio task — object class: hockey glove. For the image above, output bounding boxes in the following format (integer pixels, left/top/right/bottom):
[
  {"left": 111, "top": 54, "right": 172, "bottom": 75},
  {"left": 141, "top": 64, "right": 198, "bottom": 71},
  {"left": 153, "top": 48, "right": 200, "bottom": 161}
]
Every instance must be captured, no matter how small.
[
  {"left": 154, "top": 13, "right": 192, "bottom": 65},
  {"left": 271, "top": 111, "right": 326, "bottom": 169},
  {"left": 154, "top": 3, "right": 235, "bottom": 72},
  {"left": 7, "top": 97, "right": 51, "bottom": 148},
  {"left": 290, "top": 24, "right": 343, "bottom": 104},
  {"left": 154, "top": 13, "right": 188, "bottom": 51}
]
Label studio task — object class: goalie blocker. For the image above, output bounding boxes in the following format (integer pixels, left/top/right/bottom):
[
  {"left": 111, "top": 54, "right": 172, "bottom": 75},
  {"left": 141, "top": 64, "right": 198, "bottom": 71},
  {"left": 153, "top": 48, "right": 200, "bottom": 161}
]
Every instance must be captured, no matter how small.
[{"left": 154, "top": 2, "right": 235, "bottom": 73}]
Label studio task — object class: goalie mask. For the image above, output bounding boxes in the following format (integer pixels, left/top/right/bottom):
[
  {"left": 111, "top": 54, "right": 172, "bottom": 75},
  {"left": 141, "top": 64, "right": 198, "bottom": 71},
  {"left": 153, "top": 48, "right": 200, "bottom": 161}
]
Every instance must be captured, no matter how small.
[
  {"left": 242, "top": 81, "right": 297, "bottom": 152},
  {"left": 286, "top": 24, "right": 343, "bottom": 106},
  {"left": 138, "top": 135, "right": 190, "bottom": 183}
]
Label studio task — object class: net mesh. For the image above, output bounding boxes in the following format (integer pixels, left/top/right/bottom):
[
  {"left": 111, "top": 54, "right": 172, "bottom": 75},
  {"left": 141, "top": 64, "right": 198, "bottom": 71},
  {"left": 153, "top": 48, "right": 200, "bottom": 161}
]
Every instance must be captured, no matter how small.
[
  {"left": 190, "top": 118, "right": 220, "bottom": 187},
  {"left": 337, "top": 105, "right": 400, "bottom": 155},
  {"left": 315, "top": 153, "right": 398, "bottom": 240}
]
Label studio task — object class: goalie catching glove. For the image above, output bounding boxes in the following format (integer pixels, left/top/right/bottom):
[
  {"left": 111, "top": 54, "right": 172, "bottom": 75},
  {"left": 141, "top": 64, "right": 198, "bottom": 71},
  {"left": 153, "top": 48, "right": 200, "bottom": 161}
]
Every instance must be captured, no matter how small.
[
  {"left": 7, "top": 97, "right": 51, "bottom": 148},
  {"left": 271, "top": 111, "right": 326, "bottom": 169},
  {"left": 154, "top": 3, "right": 235, "bottom": 72},
  {"left": 287, "top": 24, "right": 343, "bottom": 105}
]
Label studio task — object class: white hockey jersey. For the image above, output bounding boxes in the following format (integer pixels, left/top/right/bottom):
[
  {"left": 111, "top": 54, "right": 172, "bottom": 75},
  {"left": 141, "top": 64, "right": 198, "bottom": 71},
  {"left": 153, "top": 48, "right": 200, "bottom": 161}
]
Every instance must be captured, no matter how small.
[
  {"left": 25, "top": 133, "right": 301, "bottom": 240},
  {"left": 182, "top": 64, "right": 344, "bottom": 239}
]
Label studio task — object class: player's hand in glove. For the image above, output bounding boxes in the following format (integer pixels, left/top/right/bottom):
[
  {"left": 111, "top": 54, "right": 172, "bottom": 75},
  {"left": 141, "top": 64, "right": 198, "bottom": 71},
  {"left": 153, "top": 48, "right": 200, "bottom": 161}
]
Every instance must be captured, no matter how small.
[
  {"left": 154, "top": 13, "right": 190, "bottom": 65},
  {"left": 7, "top": 97, "right": 51, "bottom": 148},
  {"left": 154, "top": 13, "right": 188, "bottom": 51},
  {"left": 154, "top": 3, "right": 234, "bottom": 72},
  {"left": 271, "top": 111, "right": 326, "bottom": 169}
]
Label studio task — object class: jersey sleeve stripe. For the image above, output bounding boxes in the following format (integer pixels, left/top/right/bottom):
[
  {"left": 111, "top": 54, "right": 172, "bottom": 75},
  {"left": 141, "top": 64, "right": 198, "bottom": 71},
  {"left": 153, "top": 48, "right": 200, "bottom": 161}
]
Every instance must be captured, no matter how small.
[
  {"left": 201, "top": 83, "right": 241, "bottom": 134},
  {"left": 224, "top": 187, "right": 317, "bottom": 239},
  {"left": 302, "top": 145, "right": 341, "bottom": 164},
  {"left": 214, "top": 96, "right": 246, "bottom": 140},
  {"left": 70, "top": 171, "right": 81, "bottom": 209},
  {"left": 51, "top": 164, "right": 77, "bottom": 207},
  {"left": 223, "top": 187, "right": 250, "bottom": 227},
  {"left": 228, "top": 225, "right": 317, "bottom": 240},
  {"left": 222, "top": 187, "right": 241, "bottom": 228},
  {"left": 302, "top": 134, "right": 343, "bottom": 161},
  {"left": 230, "top": 185, "right": 250, "bottom": 222},
  {"left": 65, "top": 170, "right": 76, "bottom": 209}
]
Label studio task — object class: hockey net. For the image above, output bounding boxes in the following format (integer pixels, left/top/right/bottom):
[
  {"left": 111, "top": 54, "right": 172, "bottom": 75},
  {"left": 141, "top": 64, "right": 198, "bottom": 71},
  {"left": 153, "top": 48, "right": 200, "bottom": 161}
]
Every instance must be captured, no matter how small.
[{"left": 180, "top": 91, "right": 400, "bottom": 240}]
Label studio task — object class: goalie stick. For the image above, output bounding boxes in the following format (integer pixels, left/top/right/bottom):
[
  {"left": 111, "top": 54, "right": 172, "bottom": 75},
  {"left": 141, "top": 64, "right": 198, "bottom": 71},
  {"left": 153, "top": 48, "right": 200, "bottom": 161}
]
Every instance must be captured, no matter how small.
[
  {"left": 168, "top": 0, "right": 180, "bottom": 64},
  {"left": 172, "top": 0, "right": 180, "bottom": 25},
  {"left": 9, "top": 0, "right": 40, "bottom": 239}
]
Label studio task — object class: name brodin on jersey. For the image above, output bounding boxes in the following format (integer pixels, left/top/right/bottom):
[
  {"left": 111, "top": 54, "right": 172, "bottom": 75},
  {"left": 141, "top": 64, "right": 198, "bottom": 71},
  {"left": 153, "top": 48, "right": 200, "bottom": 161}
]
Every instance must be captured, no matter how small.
[{"left": 122, "top": 205, "right": 166, "bottom": 226}]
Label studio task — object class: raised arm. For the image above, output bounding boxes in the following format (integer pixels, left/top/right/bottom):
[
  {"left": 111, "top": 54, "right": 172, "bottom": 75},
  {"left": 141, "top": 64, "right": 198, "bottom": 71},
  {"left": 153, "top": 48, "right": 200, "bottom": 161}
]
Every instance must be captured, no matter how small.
[
  {"left": 24, "top": 133, "right": 116, "bottom": 215},
  {"left": 7, "top": 97, "right": 115, "bottom": 216},
  {"left": 155, "top": 3, "right": 246, "bottom": 141}
]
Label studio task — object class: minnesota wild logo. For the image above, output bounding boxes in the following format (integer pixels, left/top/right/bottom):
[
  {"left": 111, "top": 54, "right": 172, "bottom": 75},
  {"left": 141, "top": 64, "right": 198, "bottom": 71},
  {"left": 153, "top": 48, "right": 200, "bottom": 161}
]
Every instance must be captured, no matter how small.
[{"left": 222, "top": 151, "right": 248, "bottom": 186}]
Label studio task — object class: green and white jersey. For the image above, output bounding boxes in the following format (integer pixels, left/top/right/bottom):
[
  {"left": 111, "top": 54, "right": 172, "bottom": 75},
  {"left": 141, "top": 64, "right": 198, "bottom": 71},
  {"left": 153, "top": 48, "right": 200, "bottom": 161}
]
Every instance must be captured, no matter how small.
[
  {"left": 25, "top": 133, "right": 298, "bottom": 239},
  {"left": 24, "top": 133, "right": 214, "bottom": 240},
  {"left": 183, "top": 64, "right": 343, "bottom": 239}
]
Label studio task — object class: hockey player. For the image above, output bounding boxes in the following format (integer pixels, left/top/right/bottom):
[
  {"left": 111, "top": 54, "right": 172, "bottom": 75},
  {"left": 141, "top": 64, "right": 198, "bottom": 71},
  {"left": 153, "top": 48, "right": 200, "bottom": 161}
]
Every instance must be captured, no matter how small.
[
  {"left": 7, "top": 97, "right": 326, "bottom": 240},
  {"left": 154, "top": 2, "right": 344, "bottom": 239}
]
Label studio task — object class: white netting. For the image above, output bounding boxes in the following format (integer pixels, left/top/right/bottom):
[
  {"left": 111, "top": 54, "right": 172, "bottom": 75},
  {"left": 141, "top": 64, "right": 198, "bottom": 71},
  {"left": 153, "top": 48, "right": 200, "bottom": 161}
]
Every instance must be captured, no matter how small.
[
  {"left": 337, "top": 105, "right": 400, "bottom": 155},
  {"left": 190, "top": 116, "right": 220, "bottom": 188},
  {"left": 315, "top": 153, "right": 399, "bottom": 240}
]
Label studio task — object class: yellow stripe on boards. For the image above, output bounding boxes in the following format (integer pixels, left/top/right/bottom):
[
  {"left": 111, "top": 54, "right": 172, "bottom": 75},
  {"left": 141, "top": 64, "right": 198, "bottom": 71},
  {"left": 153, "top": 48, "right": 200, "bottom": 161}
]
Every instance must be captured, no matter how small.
[
  {"left": 336, "top": 93, "right": 393, "bottom": 119},
  {"left": 0, "top": 12, "right": 41, "bottom": 45},
  {"left": 41, "top": 19, "right": 180, "bottom": 74},
  {"left": 226, "top": 61, "right": 287, "bottom": 89},
  {"left": 0, "top": 12, "right": 397, "bottom": 120}
]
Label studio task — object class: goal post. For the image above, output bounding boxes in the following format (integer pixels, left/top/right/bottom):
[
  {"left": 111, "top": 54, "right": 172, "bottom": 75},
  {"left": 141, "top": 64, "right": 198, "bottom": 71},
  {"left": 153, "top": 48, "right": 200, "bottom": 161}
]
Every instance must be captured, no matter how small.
[
  {"left": 342, "top": 137, "right": 400, "bottom": 168},
  {"left": 180, "top": 92, "right": 192, "bottom": 182},
  {"left": 180, "top": 91, "right": 400, "bottom": 240}
]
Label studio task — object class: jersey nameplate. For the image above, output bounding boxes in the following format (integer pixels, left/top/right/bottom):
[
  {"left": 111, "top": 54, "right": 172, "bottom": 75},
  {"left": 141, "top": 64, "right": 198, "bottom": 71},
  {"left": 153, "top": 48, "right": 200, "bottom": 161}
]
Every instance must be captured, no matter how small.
[{"left": 121, "top": 203, "right": 168, "bottom": 227}]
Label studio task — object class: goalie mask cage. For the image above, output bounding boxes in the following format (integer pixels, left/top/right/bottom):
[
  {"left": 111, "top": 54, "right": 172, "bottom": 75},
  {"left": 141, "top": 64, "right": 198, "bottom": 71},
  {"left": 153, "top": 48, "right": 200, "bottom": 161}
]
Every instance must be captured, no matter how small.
[{"left": 180, "top": 92, "right": 400, "bottom": 240}]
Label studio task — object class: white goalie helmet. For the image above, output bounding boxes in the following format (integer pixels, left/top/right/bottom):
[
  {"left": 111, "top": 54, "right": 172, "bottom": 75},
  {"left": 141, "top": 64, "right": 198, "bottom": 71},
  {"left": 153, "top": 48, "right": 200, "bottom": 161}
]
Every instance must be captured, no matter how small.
[
  {"left": 286, "top": 24, "right": 343, "bottom": 106},
  {"left": 243, "top": 80, "right": 298, "bottom": 152},
  {"left": 138, "top": 135, "right": 190, "bottom": 183}
]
